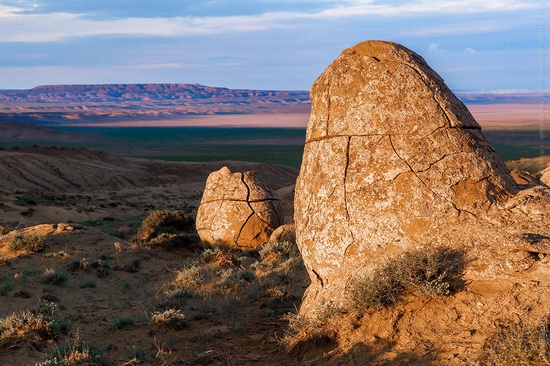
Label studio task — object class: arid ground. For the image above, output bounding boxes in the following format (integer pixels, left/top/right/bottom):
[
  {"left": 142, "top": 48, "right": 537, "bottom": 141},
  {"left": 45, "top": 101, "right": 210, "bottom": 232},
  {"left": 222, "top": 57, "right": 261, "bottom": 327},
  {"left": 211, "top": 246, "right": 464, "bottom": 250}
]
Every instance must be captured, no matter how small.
[{"left": 0, "top": 85, "right": 548, "bottom": 365}]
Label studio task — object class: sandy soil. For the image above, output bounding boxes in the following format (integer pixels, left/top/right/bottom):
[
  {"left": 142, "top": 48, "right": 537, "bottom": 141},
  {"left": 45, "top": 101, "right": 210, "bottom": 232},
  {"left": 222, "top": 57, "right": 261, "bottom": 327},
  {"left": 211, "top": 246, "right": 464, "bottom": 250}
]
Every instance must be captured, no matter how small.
[
  {"left": 467, "top": 104, "right": 543, "bottom": 130},
  {"left": 0, "top": 147, "right": 305, "bottom": 365},
  {"left": 1, "top": 147, "right": 550, "bottom": 365},
  {"left": 60, "top": 113, "right": 311, "bottom": 129},
  {"left": 50, "top": 104, "right": 543, "bottom": 131}
]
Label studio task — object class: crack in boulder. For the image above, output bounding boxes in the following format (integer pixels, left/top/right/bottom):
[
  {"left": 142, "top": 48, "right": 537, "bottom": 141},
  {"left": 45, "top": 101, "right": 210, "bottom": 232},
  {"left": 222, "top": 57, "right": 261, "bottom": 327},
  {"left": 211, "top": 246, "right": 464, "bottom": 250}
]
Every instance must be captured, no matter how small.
[
  {"left": 294, "top": 40, "right": 519, "bottom": 316},
  {"left": 196, "top": 166, "right": 283, "bottom": 249}
]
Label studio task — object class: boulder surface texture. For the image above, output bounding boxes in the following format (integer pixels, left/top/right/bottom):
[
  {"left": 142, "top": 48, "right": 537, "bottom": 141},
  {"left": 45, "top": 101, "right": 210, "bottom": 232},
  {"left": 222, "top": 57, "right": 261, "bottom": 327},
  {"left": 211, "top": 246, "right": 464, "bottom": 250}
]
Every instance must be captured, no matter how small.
[
  {"left": 294, "top": 40, "right": 545, "bottom": 315},
  {"left": 197, "top": 167, "right": 283, "bottom": 249}
]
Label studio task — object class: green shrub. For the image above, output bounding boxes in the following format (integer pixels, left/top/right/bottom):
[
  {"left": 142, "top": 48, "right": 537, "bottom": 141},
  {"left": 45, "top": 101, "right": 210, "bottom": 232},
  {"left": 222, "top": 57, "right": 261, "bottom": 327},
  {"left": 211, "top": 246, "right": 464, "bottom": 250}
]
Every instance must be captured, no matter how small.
[
  {"left": 21, "top": 269, "right": 40, "bottom": 278},
  {"left": 42, "top": 269, "right": 69, "bottom": 286},
  {"left": 113, "top": 317, "right": 134, "bottom": 329},
  {"left": 0, "top": 280, "right": 12, "bottom": 296},
  {"left": 240, "top": 270, "right": 256, "bottom": 282},
  {"left": 50, "top": 319, "right": 71, "bottom": 335},
  {"left": 78, "top": 279, "right": 96, "bottom": 289}
]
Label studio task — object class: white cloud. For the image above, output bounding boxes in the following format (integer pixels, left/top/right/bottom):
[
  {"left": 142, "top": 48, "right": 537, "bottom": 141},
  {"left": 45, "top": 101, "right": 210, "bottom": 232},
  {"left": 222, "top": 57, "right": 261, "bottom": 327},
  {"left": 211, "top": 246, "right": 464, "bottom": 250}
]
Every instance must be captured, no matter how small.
[
  {"left": 465, "top": 47, "right": 477, "bottom": 54},
  {"left": 407, "top": 20, "right": 512, "bottom": 37},
  {"left": 428, "top": 43, "right": 445, "bottom": 53},
  {"left": 0, "top": 0, "right": 538, "bottom": 43}
]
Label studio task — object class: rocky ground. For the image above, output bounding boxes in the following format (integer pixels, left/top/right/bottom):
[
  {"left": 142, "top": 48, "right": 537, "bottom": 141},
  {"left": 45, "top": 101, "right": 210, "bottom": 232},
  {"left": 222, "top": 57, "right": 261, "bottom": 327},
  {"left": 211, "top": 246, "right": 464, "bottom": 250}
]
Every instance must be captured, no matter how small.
[
  {"left": 0, "top": 147, "right": 311, "bottom": 366},
  {"left": 0, "top": 145, "right": 549, "bottom": 365}
]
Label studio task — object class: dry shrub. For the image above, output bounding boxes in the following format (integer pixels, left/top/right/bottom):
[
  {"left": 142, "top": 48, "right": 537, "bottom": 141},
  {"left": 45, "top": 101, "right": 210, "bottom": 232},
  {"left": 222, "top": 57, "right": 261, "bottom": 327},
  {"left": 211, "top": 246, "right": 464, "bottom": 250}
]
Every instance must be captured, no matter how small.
[
  {"left": 6, "top": 233, "right": 45, "bottom": 252},
  {"left": 0, "top": 311, "right": 53, "bottom": 351},
  {"left": 349, "top": 264, "right": 404, "bottom": 311},
  {"left": 135, "top": 210, "right": 194, "bottom": 243},
  {"left": 174, "top": 265, "right": 204, "bottom": 289},
  {"left": 36, "top": 331, "right": 111, "bottom": 366},
  {"left": 348, "top": 246, "right": 467, "bottom": 312},
  {"left": 152, "top": 309, "right": 187, "bottom": 329},
  {"left": 200, "top": 248, "right": 238, "bottom": 268},
  {"left": 259, "top": 240, "right": 301, "bottom": 267},
  {"left": 483, "top": 319, "right": 550, "bottom": 366}
]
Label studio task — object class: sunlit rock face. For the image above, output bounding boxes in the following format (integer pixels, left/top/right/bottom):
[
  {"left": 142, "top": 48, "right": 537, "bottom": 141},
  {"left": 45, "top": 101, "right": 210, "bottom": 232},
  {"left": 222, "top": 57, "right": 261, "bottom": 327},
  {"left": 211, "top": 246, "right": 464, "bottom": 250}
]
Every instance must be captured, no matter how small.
[
  {"left": 197, "top": 167, "right": 283, "bottom": 249},
  {"left": 294, "top": 40, "right": 522, "bottom": 315}
]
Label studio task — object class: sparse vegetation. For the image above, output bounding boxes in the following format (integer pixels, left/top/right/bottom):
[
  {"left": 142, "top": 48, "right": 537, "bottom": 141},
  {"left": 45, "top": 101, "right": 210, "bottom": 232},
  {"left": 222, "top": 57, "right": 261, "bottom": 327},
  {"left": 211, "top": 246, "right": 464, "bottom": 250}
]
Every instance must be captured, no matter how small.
[
  {"left": 259, "top": 240, "right": 301, "bottom": 267},
  {"left": 0, "top": 311, "right": 54, "bottom": 351},
  {"left": 281, "top": 246, "right": 468, "bottom": 353},
  {"left": 21, "top": 269, "right": 40, "bottom": 278},
  {"left": 282, "top": 312, "right": 337, "bottom": 353},
  {"left": 0, "top": 280, "right": 12, "bottom": 296},
  {"left": 133, "top": 210, "right": 198, "bottom": 248},
  {"left": 348, "top": 246, "right": 467, "bottom": 312},
  {"left": 482, "top": 319, "right": 550, "bottom": 366},
  {"left": 35, "top": 300, "right": 60, "bottom": 316},
  {"left": 113, "top": 317, "right": 134, "bottom": 329},
  {"left": 151, "top": 309, "right": 187, "bottom": 329},
  {"left": 0, "top": 225, "right": 10, "bottom": 236},
  {"left": 6, "top": 233, "right": 45, "bottom": 252},
  {"left": 78, "top": 279, "right": 96, "bottom": 289},
  {"left": 126, "top": 346, "right": 155, "bottom": 363},
  {"left": 37, "top": 332, "right": 107, "bottom": 366},
  {"left": 42, "top": 269, "right": 69, "bottom": 286}
]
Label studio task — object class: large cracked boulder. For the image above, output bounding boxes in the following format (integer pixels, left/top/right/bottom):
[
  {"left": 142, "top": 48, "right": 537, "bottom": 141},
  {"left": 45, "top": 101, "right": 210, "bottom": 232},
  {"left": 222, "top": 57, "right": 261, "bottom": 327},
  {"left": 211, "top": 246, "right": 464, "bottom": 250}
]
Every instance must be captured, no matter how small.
[
  {"left": 196, "top": 167, "right": 283, "bottom": 249},
  {"left": 294, "top": 40, "right": 550, "bottom": 316}
]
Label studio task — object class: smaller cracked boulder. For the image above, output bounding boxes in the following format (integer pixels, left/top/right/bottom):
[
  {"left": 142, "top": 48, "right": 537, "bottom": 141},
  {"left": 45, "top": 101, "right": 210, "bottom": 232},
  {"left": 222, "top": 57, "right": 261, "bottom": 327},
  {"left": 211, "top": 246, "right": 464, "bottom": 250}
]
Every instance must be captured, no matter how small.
[{"left": 196, "top": 167, "right": 283, "bottom": 249}]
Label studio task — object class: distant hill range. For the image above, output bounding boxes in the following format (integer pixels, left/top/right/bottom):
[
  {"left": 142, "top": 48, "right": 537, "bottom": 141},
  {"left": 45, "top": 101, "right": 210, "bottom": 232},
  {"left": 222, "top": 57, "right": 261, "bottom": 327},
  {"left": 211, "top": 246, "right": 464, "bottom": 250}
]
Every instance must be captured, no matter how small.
[
  {"left": 0, "top": 83, "right": 311, "bottom": 123},
  {"left": 0, "top": 83, "right": 310, "bottom": 104},
  {"left": 0, "top": 83, "right": 542, "bottom": 124}
]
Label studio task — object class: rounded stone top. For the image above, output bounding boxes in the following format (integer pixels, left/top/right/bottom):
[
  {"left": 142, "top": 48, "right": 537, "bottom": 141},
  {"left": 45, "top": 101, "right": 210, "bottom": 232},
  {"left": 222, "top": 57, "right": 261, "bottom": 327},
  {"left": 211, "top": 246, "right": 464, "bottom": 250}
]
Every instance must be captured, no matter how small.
[{"left": 307, "top": 40, "right": 480, "bottom": 142}]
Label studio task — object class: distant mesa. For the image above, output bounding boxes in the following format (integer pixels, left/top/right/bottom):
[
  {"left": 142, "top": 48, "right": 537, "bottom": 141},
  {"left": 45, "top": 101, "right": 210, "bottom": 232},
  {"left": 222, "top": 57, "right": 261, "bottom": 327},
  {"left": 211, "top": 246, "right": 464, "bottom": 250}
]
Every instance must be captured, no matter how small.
[
  {"left": 294, "top": 40, "right": 549, "bottom": 320},
  {"left": 196, "top": 166, "right": 284, "bottom": 249},
  {"left": 0, "top": 83, "right": 311, "bottom": 122},
  {"left": 0, "top": 83, "right": 310, "bottom": 103}
]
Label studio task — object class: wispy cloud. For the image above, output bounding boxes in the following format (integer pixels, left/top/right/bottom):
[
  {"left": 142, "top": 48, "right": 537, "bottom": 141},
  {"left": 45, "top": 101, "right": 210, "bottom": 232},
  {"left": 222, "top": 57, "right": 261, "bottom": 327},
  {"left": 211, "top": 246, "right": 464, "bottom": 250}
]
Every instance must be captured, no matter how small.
[
  {"left": 0, "top": 0, "right": 538, "bottom": 42},
  {"left": 428, "top": 43, "right": 445, "bottom": 53}
]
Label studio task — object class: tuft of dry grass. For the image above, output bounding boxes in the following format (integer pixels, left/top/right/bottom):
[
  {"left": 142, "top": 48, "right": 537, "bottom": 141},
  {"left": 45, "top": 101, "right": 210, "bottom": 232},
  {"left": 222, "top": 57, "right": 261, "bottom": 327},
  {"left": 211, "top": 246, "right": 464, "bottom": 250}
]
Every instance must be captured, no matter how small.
[
  {"left": 0, "top": 311, "right": 53, "bottom": 352},
  {"left": 151, "top": 309, "right": 187, "bottom": 329},
  {"left": 482, "top": 319, "right": 550, "bottom": 366},
  {"left": 259, "top": 240, "right": 301, "bottom": 268},
  {"left": 348, "top": 246, "right": 467, "bottom": 312},
  {"left": 133, "top": 210, "right": 197, "bottom": 248},
  {"left": 42, "top": 268, "right": 69, "bottom": 286},
  {"left": 35, "top": 331, "right": 112, "bottom": 366},
  {"left": 281, "top": 246, "right": 467, "bottom": 353}
]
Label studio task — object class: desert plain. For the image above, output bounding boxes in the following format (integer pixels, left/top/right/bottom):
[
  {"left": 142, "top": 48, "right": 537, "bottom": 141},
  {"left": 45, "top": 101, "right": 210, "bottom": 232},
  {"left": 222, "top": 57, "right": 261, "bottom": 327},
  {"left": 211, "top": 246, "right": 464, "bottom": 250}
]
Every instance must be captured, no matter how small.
[{"left": 0, "top": 76, "right": 548, "bottom": 366}]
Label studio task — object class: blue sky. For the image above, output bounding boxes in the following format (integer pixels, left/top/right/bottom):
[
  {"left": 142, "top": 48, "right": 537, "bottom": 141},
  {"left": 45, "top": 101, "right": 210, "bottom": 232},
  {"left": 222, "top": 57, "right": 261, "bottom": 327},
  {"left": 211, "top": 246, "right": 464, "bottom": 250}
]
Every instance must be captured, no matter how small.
[{"left": 0, "top": 0, "right": 543, "bottom": 91}]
